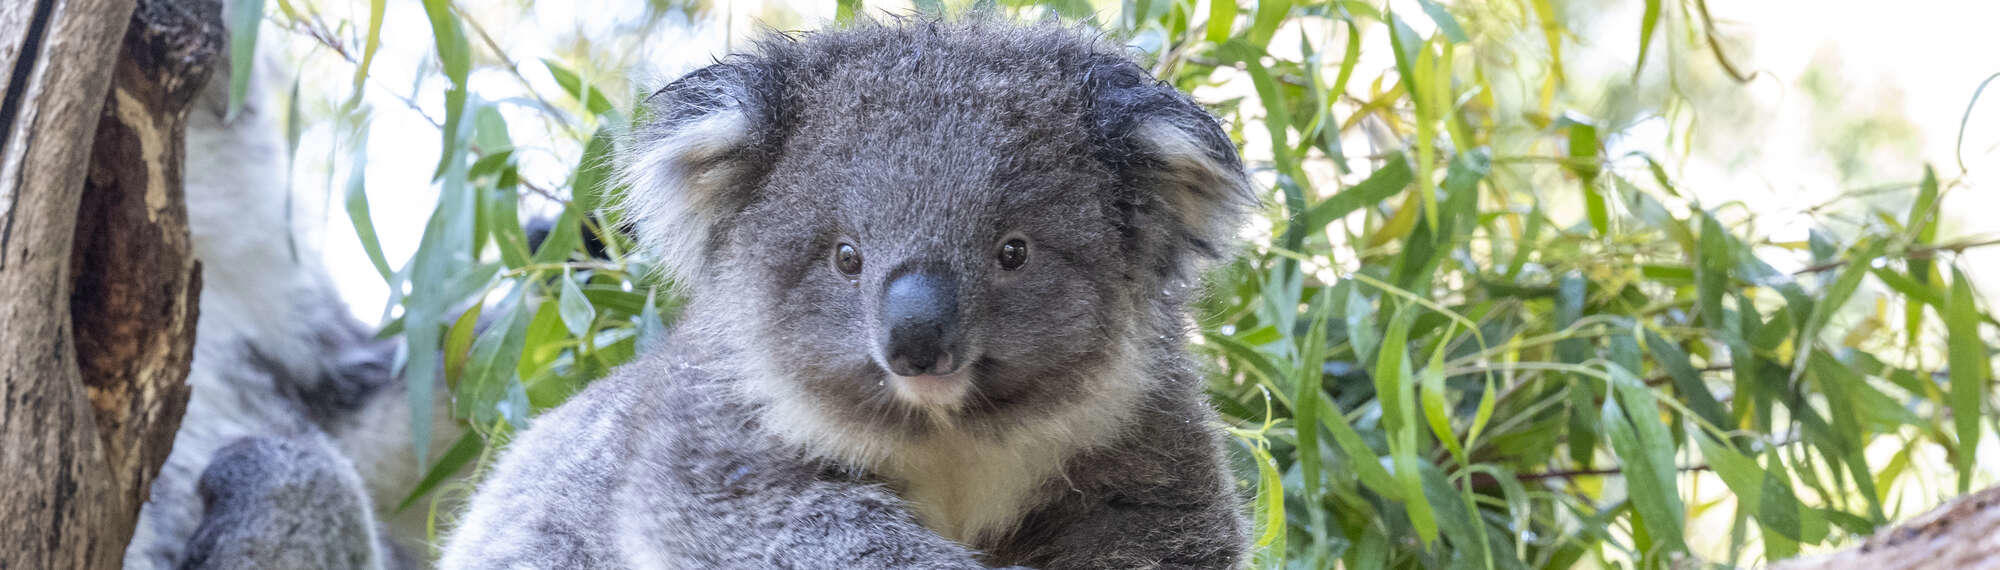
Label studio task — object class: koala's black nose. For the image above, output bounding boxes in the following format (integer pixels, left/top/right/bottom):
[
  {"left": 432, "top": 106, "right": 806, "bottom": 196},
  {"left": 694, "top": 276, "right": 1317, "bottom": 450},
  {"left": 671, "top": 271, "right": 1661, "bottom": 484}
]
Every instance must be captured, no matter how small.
[{"left": 881, "top": 270, "right": 962, "bottom": 377}]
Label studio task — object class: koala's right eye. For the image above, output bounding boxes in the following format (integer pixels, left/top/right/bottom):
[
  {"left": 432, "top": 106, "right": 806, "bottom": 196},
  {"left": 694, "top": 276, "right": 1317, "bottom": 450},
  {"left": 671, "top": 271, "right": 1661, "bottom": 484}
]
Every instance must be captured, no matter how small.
[{"left": 834, "top": 242, "right": 864, "bottom": 276}]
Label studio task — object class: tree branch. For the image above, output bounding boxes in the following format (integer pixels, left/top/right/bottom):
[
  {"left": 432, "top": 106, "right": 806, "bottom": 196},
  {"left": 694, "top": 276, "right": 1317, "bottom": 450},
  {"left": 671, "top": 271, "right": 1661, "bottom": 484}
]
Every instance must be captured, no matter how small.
[{"left": 1792, "top": 237, "right": 2000, "bottom": 276}]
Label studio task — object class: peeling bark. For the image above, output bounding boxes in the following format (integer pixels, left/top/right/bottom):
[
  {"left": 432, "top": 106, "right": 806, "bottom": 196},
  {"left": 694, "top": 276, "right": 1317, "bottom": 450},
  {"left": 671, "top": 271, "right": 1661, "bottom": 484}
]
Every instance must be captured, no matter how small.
[
  {"left": 1773, "top": 486, "right": 2000, "bottom": 570},
  {"left": 1, "top": 0, "right": 218, "bottom": 567}
]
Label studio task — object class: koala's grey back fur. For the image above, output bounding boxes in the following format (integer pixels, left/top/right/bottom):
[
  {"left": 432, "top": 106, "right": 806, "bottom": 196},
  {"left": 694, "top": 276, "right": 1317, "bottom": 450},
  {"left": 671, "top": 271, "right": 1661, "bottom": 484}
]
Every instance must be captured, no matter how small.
[{"left": 445, "top": 18, "right": 1251, "bottom": 569}]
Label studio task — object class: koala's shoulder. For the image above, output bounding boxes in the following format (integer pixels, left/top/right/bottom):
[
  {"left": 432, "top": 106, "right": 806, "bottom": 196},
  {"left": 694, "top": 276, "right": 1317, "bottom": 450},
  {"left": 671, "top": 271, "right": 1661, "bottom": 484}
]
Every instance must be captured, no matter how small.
[{"left": 527, "top": 342, "right": 731, "bottom": 437}]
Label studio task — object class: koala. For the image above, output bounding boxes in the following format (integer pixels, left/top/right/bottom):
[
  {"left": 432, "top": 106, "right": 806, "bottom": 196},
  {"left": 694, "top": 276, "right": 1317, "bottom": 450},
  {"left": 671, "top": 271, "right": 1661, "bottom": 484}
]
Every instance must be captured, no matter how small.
[
  {"left": 124, "top": 8, "right": 458, "bottom": 568},
  {"left": 441, "top": 18, "right": 1255, "bottom": 569},
  {"left": 175, "top": 435, "right": 386, "bottom": 570}
]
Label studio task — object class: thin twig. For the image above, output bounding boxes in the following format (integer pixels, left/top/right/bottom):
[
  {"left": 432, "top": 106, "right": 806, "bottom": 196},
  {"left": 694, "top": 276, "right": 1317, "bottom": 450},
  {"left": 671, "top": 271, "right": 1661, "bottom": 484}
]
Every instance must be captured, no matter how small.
[
  {"left": 519, "top": 178, "right": 566, "bottom": 205},
  {"left": 1792, "top": 237, "right": 2000, "bottom": 275},
  {"left": 1691, "top": 0, "right": 1759, "bottom": 84},
  {"left": 1515, "top": 464, "right": 1711, "bottom": 482},
  {"left": 1644, "top": 364, "right": 1733, "bottom": 386},
  {"left": 453, "top": 3, "right": 583, "bottom": 141},
  {"left": 1186, "top": 55, "right": 1312, "bottom": 88}
]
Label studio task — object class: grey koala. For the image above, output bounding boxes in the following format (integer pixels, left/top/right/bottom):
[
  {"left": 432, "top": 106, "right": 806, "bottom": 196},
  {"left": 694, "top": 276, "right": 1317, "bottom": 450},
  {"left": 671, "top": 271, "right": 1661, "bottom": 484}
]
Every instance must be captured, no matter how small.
[
  {"left": 441, "top": 18, "right": 1255, "bottom": 569},
  {"left": 175, "top": 435, "right": 386, "bottom": 570},
  {"left": 125, "top": 4, "right": 456, "bottom": 566}
]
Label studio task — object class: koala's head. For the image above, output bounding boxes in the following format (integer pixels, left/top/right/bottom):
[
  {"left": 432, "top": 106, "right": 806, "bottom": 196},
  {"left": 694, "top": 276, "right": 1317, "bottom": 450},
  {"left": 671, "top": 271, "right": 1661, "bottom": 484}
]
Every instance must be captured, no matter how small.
[{"left": 619, "top": 20, "right": 1253, "bottom": 445}]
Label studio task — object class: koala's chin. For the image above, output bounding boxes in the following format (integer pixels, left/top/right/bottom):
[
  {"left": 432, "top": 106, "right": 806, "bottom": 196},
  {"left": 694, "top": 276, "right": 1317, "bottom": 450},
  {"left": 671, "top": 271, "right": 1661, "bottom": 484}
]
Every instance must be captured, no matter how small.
[{"left": 888, "top": 368, "right": 974, "bottom": 410}]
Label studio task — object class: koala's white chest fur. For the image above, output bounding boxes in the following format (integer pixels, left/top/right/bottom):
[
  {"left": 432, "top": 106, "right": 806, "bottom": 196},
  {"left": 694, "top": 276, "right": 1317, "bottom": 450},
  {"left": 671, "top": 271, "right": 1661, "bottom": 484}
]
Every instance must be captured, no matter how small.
[{"left": 880, "top": 430, "right": 1066, "bottom": 547}]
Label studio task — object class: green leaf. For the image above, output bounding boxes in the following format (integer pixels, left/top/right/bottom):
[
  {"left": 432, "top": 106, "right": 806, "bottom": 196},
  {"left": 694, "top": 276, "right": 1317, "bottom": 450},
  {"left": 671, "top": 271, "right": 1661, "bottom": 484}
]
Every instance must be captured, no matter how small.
[
  {"left": 1204, "top": 0, "right": 1237, "bottom": 43},
  {"left": 1204, "top": 333, "right": 1289, "bottom": 409},
  {"left": 346, "top": 0, "right": 387, "bottom": 109},
  {"left": 1418, "top": 337, "right": 1463, "bottom": 464},
  {"left": 1806, "top": 350, "right": 1887, "bottom": 522},
  {"left": 1566, "top": 122, "right": 1607, "bottom": 234},
  {"left": 443, "top": 303, "right": 482, "bottom": 388},
  {"left": 543, "top": 59, "right": 617, "bottom": 117},
  {"left": 558, "top": 270, "right": 598, "bottom": 338},
  {"left": 1601, "top": 365, "right": 1687, "bottom": 554},
  {"left": 1246, "top": 0, "right": 1291, "bottom": 48},
  {"left": 574, "top": 127, "right": 617, "bottom": 214},
  {"left": 458, "top": 288, "right": 534, "bottom": 429},
  {"left": 1418, "top": 461, "right": 1493, "bottom": 570},
  {"left": 485, "top": 185, "right": 532, "bottom": 269},
  {"left": 1696, "top": 434, "right": 1829, "bottom": 544},
  {"left": 1221, "top": 43, "right": 1291, "bottom": 166},
  {"left": 1316, "top": 396, "right": 1399, "bottom": 500},
  {"left": 226, "top": 0, "right": 266, "bottom": 118},
  {"left": 400, "top": 121, "right": 478, "bottom": 461},
  {"left": 1696, "top": 213, "right": 1731, "bottom": 328},
  {"left": 1946, "top": 267, "right": 1988, "bottom": 494},
  {"left": 1301, "top": 154, "right": 1413, "bottom": 232},
  {"left": 1386, "top": 11, "right": 1424, "bottom": 118},
  {"left": 1643, "top": 329, "right": 1729, "bottom": 430},
  {"left": 394, "top": 431, "right": 482, "bottom": 512},
  {"left": 1414, "top": 0, "right": 1468, "bottom": 44},
  {"left": 1632, "top": 0, "right": 1661, "bottom": 81},
  {"left": 422, "top": 0, "right": 472, "bottom": 179},
  {"left": 1293, "top": 290, "right": 1333, "bottom": 500},
  {"left": 1873, "top": 265, "right": 1946, "bottom": 309},
  {"left": 638, "top": 287, "right": 669, "bottom": 353},
  {"left": 1343, "top": 284, "right": 1379, "bottom": 368},
  {"left": 533, "top": 204, "right": 584, "bottom": 264},
  {"left": 343, "top": 123, "right": 393, "bottom": 281},
  {"left": 1374, "top": 305, "right": 1437, "bottom": 544},
  {"left": 1246, "top": 441, "right": 1287, "bottom": 565},
  {"left": 283, "top": 78, "right": 303, "bottom": 252},
  {"left": 519, "top": 299, "right": 567, "bottom": 379},
  {"left": 474, "top": 104, "right": 512, "bottom": 154},
  {"left": 1795, "top": 240, "right": 1879, "bottom": 379}
]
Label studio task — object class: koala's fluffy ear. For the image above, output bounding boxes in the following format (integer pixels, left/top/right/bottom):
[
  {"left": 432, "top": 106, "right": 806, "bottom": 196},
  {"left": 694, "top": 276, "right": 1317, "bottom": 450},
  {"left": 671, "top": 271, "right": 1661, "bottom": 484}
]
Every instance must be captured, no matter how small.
[
  {"left": 617, "top": 61, "right": 778, "bottom": 286},
  {"left": 1085, "top": 57, "right": 1258, "bottom": 278}
]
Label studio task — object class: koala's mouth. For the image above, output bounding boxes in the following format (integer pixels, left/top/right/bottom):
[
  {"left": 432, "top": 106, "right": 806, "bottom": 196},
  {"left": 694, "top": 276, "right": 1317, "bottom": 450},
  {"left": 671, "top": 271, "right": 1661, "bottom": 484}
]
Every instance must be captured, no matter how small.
[{"left": 886, "top": 367, "right": 975, "bottom": 412}]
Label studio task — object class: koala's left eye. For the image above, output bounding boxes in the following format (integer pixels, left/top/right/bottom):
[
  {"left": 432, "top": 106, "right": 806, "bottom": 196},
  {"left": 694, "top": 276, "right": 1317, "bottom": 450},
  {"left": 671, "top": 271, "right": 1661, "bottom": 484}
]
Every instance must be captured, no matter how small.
[
  {"left": 834, "top": 242, "right": 864, "bottom": 276},
  {"left": 997, "top": 238, "right": 1029, "bottom": 271}
]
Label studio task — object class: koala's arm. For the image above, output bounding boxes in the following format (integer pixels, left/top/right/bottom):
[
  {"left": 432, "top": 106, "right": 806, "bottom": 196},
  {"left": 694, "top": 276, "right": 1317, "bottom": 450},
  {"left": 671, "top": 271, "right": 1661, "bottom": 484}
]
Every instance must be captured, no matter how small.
[
  {"left": 435, "top": 377, "right": 633, "bottom": 569},
  {"left": 1003, "top": 396, "right": 1248, "bottom": 569},
  {"left": 442, "top": 353, "right": 995, "bottom": 569}
]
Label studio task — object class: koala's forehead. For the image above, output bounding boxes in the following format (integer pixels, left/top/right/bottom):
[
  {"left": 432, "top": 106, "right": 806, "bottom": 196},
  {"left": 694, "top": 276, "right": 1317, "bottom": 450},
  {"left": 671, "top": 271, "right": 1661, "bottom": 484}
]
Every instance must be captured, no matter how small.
[
  {"left": 766, "top": 26, "right": 1102, "bottom": 157},
  {"left": 747, "top": 24, "right": 1119, "bottom": 232}
]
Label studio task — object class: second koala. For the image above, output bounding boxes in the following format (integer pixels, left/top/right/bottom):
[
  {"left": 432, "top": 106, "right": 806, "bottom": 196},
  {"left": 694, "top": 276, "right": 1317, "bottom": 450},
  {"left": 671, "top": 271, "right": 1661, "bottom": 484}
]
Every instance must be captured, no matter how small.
[{"left": 443, "top": 19, "right": 1255, "bottom": 568}]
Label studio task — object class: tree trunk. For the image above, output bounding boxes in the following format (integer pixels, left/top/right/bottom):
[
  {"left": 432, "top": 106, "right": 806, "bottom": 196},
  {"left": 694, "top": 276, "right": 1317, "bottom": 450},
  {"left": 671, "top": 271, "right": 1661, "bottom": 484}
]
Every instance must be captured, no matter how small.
[
  {"left": 0, "top": 0, "right": 217, "bottom": 567},
  {"left": 1772, "top": 485, "right": 2000, "bottom": 570}
]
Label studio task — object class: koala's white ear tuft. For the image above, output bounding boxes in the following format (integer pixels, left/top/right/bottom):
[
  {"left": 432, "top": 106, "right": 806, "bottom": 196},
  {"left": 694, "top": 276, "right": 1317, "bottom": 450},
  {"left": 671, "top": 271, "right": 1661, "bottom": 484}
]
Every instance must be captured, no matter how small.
[
  {"left": 1129, "top": 119, "right": 1258, "bottom": 253},
  {"left": 615, "top": 63, "right": 771, "bottom": 287},
  {"left": 1088, "top": 57, "right": 1259, "bottom": 274}
]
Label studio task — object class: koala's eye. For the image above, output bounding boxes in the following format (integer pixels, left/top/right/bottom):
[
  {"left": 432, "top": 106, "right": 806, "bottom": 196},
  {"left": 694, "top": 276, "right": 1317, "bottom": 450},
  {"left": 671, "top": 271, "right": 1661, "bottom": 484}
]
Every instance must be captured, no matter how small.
[
  {"left": 834, "top": 242, "right": 864, "bottom": 276},
  {"left": 997, "top": 238, "right": 1029, "bottom": 271}
]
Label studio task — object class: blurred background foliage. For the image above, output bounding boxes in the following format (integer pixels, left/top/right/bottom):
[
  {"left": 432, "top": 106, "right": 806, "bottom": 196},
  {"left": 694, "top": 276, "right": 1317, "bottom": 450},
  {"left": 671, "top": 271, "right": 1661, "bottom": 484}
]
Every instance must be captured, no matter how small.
[{"left": 249, "top": 0, "right": 1999, "bottom": 566}]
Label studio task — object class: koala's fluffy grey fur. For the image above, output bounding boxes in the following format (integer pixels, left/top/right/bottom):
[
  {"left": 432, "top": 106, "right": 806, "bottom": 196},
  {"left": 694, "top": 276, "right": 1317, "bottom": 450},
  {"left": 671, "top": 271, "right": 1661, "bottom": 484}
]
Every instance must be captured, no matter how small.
[
  {"left": 125, "top": 10, "right": 457, "bottom": 568},
  {"left": 443, "top": 19, "right": 1255, "bottom": 568},
  {"left": 175, "top": 435, "right": 384, "bottom": 570}
]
